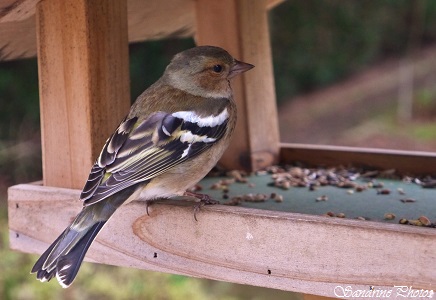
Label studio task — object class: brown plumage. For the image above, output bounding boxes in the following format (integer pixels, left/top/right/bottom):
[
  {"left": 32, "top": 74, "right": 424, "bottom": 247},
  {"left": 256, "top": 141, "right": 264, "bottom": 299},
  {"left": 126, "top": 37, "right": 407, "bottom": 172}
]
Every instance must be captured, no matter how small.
[{"left": 31, "top": 45, "right": 254, "bottom": 287}]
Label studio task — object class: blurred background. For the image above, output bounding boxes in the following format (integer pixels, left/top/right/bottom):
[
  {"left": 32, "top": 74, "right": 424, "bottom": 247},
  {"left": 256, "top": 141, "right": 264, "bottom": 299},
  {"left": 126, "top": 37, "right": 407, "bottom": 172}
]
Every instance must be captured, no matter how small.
[{"left": 1, "top": 0, "right": 436, "bottom": 299}]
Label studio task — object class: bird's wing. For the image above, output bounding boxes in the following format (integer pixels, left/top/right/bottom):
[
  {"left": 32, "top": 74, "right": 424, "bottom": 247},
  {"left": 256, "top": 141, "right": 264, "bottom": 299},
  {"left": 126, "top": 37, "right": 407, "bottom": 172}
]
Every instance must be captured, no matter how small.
[{"left": 80, "top": 108, "right": 229, "bottom": 205}]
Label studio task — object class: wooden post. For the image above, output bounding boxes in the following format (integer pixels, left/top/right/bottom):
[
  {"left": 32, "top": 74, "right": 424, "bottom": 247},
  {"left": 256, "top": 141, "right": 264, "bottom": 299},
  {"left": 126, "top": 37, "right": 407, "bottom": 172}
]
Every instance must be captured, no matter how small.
[
  {"left": 195, "top": 0, "right": 280, "bottom": 171},
  {"left": 36, "top": 0, "right": 130, "bottom": 189}
]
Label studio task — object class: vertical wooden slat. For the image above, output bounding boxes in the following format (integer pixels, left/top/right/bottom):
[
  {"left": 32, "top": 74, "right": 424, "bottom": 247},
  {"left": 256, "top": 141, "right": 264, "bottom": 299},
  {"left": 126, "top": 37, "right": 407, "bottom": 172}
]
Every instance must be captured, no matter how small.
[
  {"left": 195, "top": 0, "right": 280, "bottom": 171},
  {"left": 36, "top": 0, "right": 130, "bottom": 189}
]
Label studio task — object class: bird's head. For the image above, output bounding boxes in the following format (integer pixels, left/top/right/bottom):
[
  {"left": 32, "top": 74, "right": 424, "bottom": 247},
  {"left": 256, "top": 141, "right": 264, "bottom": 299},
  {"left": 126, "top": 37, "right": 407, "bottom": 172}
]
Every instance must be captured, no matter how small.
[{"left": 164, "top": 46, "right": 254, "bottom": 98}]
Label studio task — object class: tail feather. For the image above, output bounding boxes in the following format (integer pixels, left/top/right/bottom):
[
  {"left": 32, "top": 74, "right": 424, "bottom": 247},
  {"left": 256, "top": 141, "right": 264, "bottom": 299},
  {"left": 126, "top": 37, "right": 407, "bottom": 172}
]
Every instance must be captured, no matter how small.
[
  {"left": 31, "top": 221, "right": 105, "bottom": 288},
  {"left": 55, "top": 222, "right": 105, "bottom": 288},
  {"left": 31, "top": 184, "right": 140, "bottom": 287},
  {"left": 31, "top": 228, "right": 67, "bottom": 275}
]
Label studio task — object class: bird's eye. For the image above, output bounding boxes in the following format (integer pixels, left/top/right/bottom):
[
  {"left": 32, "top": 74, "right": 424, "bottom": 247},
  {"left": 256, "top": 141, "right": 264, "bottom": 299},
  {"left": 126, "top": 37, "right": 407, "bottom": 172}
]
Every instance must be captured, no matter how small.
[{"left": 212, "top": 64, "right": 223, "bottom": 73}]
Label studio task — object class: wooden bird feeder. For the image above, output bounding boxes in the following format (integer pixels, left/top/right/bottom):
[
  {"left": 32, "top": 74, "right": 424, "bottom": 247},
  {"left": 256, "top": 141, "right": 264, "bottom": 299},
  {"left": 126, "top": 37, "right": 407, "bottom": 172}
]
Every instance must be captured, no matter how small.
[{"left": 4, "top": 0, "right": 436, "bottom": 299}]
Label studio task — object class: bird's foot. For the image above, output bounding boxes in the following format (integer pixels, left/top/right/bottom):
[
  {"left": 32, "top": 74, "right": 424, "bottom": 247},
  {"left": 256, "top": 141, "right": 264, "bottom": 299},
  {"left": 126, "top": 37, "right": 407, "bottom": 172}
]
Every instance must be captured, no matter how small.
[
  {"left": 145, "top": 199, "right": 155, "bottom": 216},
  {"left": 184, "top": 191, "right": 220, "bottom": 221}
]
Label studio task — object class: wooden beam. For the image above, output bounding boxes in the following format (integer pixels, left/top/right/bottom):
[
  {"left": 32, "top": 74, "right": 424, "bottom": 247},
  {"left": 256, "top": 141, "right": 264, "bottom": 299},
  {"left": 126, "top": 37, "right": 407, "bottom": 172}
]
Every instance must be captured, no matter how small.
[
  {"left": 195, "top": 0, "right": 280, "bottom": 171},
  {"left": 36, "top": 0, "right": 130, "bottom": 189},
  {"left": 9, "top": 182, "right": 436, "bottom": 297},
  {"left": 281, "top": 143, "right": 436, "bottom": 176},
  {"left": 0, "top": 0, "right": 37, "bottom": 23}
]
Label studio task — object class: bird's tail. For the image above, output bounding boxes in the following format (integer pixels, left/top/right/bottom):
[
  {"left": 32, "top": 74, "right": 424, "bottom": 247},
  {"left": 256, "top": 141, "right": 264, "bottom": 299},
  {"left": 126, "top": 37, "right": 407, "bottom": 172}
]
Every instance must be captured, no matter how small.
[{"left": 31, "top": 186, "right": 138, "bottom": 288}]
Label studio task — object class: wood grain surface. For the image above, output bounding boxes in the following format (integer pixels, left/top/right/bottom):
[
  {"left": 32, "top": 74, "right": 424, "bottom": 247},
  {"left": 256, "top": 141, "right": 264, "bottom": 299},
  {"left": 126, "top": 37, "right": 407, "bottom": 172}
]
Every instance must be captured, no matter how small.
[{"left": 8, "top": 182, "right": 436, "bottom": 297}]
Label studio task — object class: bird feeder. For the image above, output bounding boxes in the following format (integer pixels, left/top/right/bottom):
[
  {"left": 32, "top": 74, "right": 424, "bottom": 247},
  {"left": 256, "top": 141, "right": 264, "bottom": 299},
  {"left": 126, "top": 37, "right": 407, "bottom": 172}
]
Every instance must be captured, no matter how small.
[{"left": 4, "top": 0, "right": 436, "bottom": 299}]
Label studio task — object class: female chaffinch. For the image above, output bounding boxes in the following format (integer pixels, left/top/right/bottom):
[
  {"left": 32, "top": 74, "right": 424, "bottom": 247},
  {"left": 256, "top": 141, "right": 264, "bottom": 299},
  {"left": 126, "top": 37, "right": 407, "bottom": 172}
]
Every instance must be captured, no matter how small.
[{"left": 31, "top": 45, "right": 254, "bottom": 287}]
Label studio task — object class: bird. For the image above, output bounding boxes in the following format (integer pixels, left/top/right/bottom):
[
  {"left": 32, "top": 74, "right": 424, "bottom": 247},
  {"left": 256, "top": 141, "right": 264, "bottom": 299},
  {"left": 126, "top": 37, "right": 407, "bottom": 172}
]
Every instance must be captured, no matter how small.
[{"left": 31, "top": 45, "right": 254, "bottom": 288}]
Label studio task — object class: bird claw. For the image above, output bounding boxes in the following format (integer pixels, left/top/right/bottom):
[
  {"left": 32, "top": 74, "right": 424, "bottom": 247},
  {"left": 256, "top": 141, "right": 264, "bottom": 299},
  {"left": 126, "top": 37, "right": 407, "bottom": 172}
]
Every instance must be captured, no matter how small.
[
  {"left": 184, "top": 191, "right": 220, "bottom": 221},
  {"left": 145, "top": 199, "right": 155, "bottom": 216}
]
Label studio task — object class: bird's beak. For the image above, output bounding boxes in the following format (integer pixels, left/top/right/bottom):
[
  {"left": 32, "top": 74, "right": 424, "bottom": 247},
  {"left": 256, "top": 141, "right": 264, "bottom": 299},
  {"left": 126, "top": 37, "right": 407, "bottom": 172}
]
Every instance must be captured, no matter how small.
[{"left": 229, "top": 60, "right": 254, "bottom": 79}]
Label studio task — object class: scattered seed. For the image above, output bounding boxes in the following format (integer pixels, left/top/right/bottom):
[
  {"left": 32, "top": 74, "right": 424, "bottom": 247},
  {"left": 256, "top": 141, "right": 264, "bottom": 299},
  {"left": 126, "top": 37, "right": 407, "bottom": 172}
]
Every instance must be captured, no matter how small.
[
  {"left": 384, "top": 213, "right": 396, "bottom": 220},
  {"left": 337, "top": 181, "right": 356, "bottom": 189},
  {"left": 273, "top": 194, "right": 284, "bottom": 203},
  {"left": 361, "top": 170, "right": 379, "bottom": 178},
  {"left": 356, "top": 216, "right": 366, "bottom": 221},
  {"left": 254, "top": 193, "right": 268, "bottom": 202},
  {"left": 355, "top": 185, "right": 366, "bottom": 192},
  {"left": 255, "top": 170, "right": 267, "bottom": 176},
  {"left": 225, "top": 196, "right": 243, "bottom": 206},
  {"left": 289, "top": 167, "right": 303, "bottom": 178},
  {"left": 326, "top": 211, "right": 335, "bottom": 217},
  {"left": 336, "top": 212, "right": 346, "bottom": 218},
  {"left": 399, "top": 218, "right": 409, "bottom": 224},
  {"left": 377, "top": 189, "right": 391, "bottom": 195},
  {"left": 400, "top": 198, "right": 416, "bottom": 203},
  {"left": 421, "top": 180, "right": 436, "bottom": 188},
  {"left": 347, "top": 189, "right": 354, "bottom": 195},
  {"left": 210, "top": 182, "right": 222, "bottom": 190},
  {"left": 397, "top": 188, "right": 405, "bottom": 195},
  {"left": 281, "top": 181, "right": 291, "bottom": 190},
  {"left": 408, "top": 219, "right": 423, "bottom": 226},
  {"left": 418, "top": 216, "right": 431, "bottom": 226},
  {"left": 316, "top": 195, "right": 328, "bottom": 202},
  {"left": 372, "top": 182, "right": 384, "bottom": 189},
  {"left": 226, "top": 170, "right": 247, "bottom": 183}
]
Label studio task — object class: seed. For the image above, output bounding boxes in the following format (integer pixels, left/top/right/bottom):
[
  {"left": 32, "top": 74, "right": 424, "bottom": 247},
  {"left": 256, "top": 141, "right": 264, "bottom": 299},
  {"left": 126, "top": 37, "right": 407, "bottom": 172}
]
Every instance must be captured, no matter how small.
[
  {"left": 347, "top": 189, "right": 354, "bottom": 195},
  {"left": 384, "top": 213, "right": 396, "bottom": 220},
  {"left": 316, "top": 195, "right": 328, "bottom": 202},
  {"left": 418, "top": 216, "right": 431, "bottom": 226},
  {"left": 372, "top": 182, "right": 384, "bottom": 189},
  {"left": 309, "top": 183, "right": 317, "bottom": 191},
  {"left": 397, "top": 188, "right": 405, "bottom": 195},
  {"left": 225, "top": 196, "right": 242, "bottom": 206},
  {"left": 337, "top": 181, "right": 356, "bottom": 189},
  {"left": 421, "top": 180, "right": 436, "bottom": 188},
  {"left": 408, "top": 219, "right": 423, "bottom": 226},
  {"left": 267, "top": 166, "right": 280, "bottom": 174},
  {"left": 270, "top": 192, "right": 277, "bottom": 199},
  {"left": 226, "top": 170, "right": 247, "bottom": 183},
  {"left": 243, "top": 193, "right": 255, "bottom": 201},
  {"left": 289, "top": 167, "right": 304, "bottom": 178},
  {"left": 356, "top": 216, "right": 366, "bottom": 221},
  {"left": 253, "top": 193, "right": 267, "bottom": 202},
  {"left": 400, "top": 198, "right": 416, "bottom": 203},
  {"left": 221, "top": 178, "right": 235, "bottom": 185},
  {"left": 355, "top": 185, "right": 366, "bottom": 192},
  {"left": 336, "top": 212, "right": 346, "bottom": 218},
  {"left": 210, "top": 182, "right": 222, "bottom": 190},
  {"left": 273, "top": 194, "right": 284, "bottom": 203},
  {"left": 377, "top": 189, "right": 391, "bottom": 195},
  {"left": 326, "top": 211, "right": 335, "bottom": 217},
  {"left": 399, "top": 218, "right": 409, "bottom": 224},
  {"left": 281, "top": 181, "right": 291, "bottom": 190}
]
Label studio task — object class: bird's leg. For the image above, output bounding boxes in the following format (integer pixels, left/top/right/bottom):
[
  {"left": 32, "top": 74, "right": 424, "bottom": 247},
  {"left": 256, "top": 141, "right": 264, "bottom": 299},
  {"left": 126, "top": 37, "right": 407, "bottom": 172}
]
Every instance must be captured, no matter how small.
[{"left": 184, "top": 191, "right": 220, "bottom": 221}]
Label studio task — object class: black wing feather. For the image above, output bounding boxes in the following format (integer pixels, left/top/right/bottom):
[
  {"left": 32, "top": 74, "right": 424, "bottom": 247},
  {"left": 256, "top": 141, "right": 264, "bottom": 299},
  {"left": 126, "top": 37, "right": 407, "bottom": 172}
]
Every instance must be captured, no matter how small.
[{"left": 81, "top": 109, "right": 229, "bottom": 206}]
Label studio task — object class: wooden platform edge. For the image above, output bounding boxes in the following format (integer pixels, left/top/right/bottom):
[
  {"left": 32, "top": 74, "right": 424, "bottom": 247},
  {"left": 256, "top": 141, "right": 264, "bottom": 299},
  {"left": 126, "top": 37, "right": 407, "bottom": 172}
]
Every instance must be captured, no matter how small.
[
  {"left": 8, "top": 183, "right": 436, "bottom": 297},
  {"left": 281, "top": 143, "right": 436, "bottom": 176}
]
